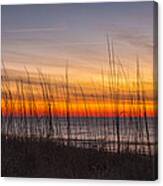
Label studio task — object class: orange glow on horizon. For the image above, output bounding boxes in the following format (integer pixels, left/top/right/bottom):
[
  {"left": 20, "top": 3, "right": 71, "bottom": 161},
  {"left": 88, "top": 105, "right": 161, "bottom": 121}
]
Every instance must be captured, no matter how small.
[{"left": 1, "top": 98, "right": 156, "bottom": 118}]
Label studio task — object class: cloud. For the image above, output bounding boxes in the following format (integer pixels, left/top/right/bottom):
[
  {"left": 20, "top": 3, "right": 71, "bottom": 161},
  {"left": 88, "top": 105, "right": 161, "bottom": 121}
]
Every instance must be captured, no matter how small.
[
  {"left": 4, "top": 27, "right": 66, "bottom": 33},
  {"left": 111, "top": 26, "right": 153, "bottom": 51}
]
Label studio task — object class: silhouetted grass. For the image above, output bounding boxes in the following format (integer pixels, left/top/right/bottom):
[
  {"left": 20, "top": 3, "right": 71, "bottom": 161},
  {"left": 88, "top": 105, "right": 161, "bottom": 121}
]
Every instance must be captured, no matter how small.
[
  {"left": 1, "top": 136, "right": 157, "bottom": 180},
  {"left": 1, "top": 37, "right": 157, "bottom": 174}
]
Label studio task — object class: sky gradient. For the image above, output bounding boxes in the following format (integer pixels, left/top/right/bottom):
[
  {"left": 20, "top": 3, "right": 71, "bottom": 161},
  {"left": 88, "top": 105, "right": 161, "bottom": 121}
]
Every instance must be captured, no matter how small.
[{"left": 1, "top": 2, "right": 156, "bottom": 117}]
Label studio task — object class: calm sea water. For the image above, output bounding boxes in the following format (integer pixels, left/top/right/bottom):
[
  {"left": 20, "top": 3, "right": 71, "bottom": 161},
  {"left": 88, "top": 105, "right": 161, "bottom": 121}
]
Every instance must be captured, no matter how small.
[{"left": 1, "top": 117, "right": 157, "bottom": 155}]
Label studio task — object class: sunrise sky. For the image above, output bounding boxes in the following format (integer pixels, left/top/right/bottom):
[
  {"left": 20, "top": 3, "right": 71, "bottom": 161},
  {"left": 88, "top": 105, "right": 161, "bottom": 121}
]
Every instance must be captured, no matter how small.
[{"left": 1, "top": 2, "right": 156, "bottom": 117}]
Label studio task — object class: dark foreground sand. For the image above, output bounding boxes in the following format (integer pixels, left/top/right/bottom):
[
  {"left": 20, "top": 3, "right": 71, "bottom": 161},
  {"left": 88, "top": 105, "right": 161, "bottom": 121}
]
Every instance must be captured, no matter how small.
[{"left": 1, "top": 137, "right": 157, "bottom": 180}]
